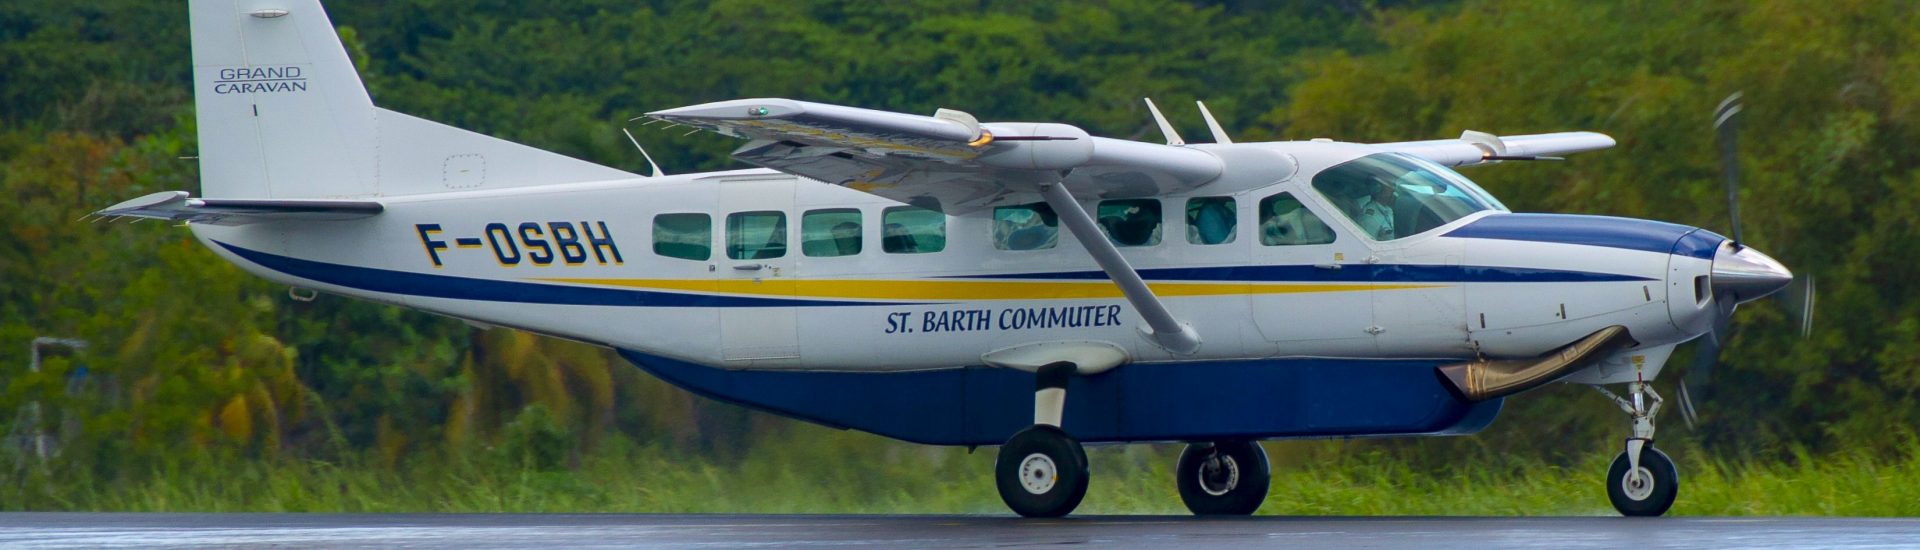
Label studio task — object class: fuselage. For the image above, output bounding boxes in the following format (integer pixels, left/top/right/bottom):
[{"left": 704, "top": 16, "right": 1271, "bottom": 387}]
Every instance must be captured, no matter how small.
[{"left": 188, "top": 141, "right": 1723, "bottom": 378}]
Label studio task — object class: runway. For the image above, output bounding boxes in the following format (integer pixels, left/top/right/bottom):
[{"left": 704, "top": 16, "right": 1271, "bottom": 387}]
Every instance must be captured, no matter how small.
[{"left": 5, "top": 514, "right": 1920, "bottom": 549}]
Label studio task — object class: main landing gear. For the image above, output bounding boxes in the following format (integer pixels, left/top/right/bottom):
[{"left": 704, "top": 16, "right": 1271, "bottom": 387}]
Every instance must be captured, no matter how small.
[
  {"left": 996, "top": 362, "right": 1090, "bottom": 517},
  {"left": 1176, "top": 440, "right": 1271, "bottom": 515},
  {"left": 1593, "top": 381, "right": 1678, "bottom": 516},
  {"left": 994, "top": 362, "right": 1275, "bottom": 517}
]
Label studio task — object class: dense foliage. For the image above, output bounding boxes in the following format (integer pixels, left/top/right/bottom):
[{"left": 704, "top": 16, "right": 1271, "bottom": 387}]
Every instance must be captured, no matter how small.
[{"left": 3, "top": 0, "right": 1915, "bottom": 512}]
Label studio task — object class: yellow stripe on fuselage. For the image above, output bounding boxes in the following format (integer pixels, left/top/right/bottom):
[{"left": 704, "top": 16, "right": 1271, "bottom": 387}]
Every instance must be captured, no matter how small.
[{"left": 532, "top": 277, "right": 1439, "bottom": 301}]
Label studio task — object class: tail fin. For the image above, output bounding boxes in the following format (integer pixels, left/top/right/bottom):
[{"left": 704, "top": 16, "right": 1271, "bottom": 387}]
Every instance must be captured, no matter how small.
[{"left": 189, "top": 0, "right": 633, "bottom": 199}]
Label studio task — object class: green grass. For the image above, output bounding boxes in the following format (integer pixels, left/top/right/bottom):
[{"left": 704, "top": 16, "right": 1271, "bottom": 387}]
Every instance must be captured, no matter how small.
[{"left": 9, "top": 427, "right": 1920, "bottom": 515}]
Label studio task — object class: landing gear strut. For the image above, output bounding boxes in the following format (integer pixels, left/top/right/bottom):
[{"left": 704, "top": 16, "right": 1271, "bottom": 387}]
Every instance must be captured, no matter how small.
[
  {"left": 1593, "top": 381, "right": 1678, "bottom": 516},
  {"left": 1175, "top": 441, "right": 1271, "bottom": 515},
  {"left": 995, "top": 362, "right": 1090, "bottom": 517}
]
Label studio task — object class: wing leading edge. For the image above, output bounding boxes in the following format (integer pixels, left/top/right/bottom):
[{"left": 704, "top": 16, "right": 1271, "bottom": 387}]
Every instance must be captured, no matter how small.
[{"left": 1378, "top": 130, "right": 1617, "bottom": 167}]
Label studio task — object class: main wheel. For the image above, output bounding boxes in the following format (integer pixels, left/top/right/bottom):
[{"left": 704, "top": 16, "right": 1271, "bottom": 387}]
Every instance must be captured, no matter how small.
[
  {"left": 1176, "top": 440, "right": 1271, "bottom": 516},
  {"left": 995, "top": 425, "right": 1090, "bottom": 518},
  {"left": 1607, "top": 445, "right": 1678, "bottom": 516}
]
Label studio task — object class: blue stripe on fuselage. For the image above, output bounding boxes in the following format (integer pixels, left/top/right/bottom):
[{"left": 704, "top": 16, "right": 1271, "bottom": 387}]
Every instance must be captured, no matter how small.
[
  {"left": 953, "top": 264, "right": 1653, "bottom": 283},
  {"left": 214, "top": 241, "right": 907, "bottom": 308},
  {"left": 1442, "top": 213, "right": 1719, "bottom": 259}
]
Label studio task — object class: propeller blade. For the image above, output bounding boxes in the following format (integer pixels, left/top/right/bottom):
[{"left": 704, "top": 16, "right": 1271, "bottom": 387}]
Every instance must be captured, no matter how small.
[
  {"left": 1677, "top": 381, "right": 1700, "bottom": 430},
  {"left": 1780, "top": 275, "right": 1817, "bottom": 338},
  {"left": 1714, "top": 92, "right": 1745, "bottom": 246}
]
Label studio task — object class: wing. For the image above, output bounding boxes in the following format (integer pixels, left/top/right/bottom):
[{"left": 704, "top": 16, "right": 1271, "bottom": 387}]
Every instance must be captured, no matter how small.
[
  {"left": 647, "top": 98, "right": 1222, "bottom": 213},
  {"left": 92, "top": 191, "right": 382, "bottom": 226},
  {"left": 1378, "top": 130, "right": 1616, "bottom": 167}
]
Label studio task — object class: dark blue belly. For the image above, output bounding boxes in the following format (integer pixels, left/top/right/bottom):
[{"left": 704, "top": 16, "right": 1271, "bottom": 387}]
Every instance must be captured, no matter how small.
[{"left": 620, "top": 351, "right": 1503, "bottom": 446}]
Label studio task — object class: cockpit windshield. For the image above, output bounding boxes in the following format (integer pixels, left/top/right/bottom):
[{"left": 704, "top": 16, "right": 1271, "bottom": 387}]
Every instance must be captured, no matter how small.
[{"left": 1310, "top": 153, "right": 1506, "bottom": 241}]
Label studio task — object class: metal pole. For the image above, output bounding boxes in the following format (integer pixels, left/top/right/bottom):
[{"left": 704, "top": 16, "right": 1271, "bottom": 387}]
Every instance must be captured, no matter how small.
[{"left": 25, "top": 337, "right": 87, "bottom": 460}]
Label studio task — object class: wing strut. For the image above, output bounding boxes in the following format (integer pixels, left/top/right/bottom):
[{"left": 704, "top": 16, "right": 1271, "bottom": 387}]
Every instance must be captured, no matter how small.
[{"left": 1038, "top": 181, "right": 1201, "bottom": 354}]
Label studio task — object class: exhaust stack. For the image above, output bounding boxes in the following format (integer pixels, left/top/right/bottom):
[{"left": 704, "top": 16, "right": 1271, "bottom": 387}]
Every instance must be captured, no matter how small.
[{"left": 1439, "top": 325, "right": 1637, "bottom": 401}]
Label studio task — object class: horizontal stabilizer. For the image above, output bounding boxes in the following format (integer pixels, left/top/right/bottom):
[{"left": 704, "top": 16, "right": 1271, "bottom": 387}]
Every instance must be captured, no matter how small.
[
  {"left": 92, "top": 191, "right": 381, "bottom": 226},
  {"left": 1380, "top": 131, "right": 1616, "bottom": 167}
]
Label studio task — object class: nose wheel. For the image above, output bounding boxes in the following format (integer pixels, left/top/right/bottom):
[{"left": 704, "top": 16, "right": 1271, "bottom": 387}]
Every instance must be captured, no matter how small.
[
  {"left": 1593, "top": 381, "right": 1679, "bottom": 516},
  {"left": 1608, "top": 445, "right": 1678, "bottom": 516},
  {"left": 1175, "top": 441, "right": 1271, "bottom": 515}
]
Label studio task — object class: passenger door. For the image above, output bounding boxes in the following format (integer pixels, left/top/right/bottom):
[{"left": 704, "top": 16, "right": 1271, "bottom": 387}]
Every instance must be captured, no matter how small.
[{"left": 716, "top": 176, "right": 800, "bottom": 363}]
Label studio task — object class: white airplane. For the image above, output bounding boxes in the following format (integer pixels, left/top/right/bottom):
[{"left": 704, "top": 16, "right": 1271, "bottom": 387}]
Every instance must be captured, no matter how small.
[{"left": 100, "top": 0, "right": 1794, "bottom": 518}]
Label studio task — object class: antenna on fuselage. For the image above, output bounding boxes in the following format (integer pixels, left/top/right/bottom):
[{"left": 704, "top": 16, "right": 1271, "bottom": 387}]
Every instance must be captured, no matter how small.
[
  {"left": 1195, "top": 100, "right": 1232, "bottom": 144},
  {"left": 1142, "top": 98, "right": 1185, "bottom": 146},
  {"left": 621, "top": 127, "right": 666, "bottom": 177}
]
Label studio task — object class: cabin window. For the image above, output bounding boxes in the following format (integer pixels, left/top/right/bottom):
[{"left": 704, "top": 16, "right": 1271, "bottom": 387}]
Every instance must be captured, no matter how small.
[
  {"left": 882, "top": 206, "right": 946, "bottom": 254},
  {"left": 801, "top": 209, "right": 863, "bottom": 257},
  {"left": 993, "top": 202, "right": 1058, "bottom": 250},
  {"left": 1097, "top": 199, "right": 1162, "bottom": 247},
  {"left": 1311, "top": 152, "right": 1501, "bottom": 241},
  {"left": 1258, "top": 192, "right": 1336, "bottom": 246},
  {"left": 1185, "top": 197, "right": 1237, "bottom": 245},
  {"left": 725, "top": 210, "right": 787, "bottom": 260},
  {"left": 652, "top": 213, "right": 711, "bottom": 261}
]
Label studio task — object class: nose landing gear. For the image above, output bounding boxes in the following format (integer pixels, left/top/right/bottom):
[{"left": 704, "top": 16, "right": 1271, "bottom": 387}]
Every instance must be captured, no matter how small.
[{"left": 1593, "top": 381, "right": 1678, "bottom": 516}]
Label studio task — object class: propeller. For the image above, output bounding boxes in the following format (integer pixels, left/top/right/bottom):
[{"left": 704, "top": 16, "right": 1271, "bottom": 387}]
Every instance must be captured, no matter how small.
[{"left": 1677, "top": 93, "right": 1816, "bottom": 429}]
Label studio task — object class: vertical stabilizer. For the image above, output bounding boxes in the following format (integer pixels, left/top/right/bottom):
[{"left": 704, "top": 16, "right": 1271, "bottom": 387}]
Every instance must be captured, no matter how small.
[
  {"left": 189, "top": 0, "right": 634, "bottom": 199},
  {"left": 192, "top": 0, "right": 375, "bottom": 198}
]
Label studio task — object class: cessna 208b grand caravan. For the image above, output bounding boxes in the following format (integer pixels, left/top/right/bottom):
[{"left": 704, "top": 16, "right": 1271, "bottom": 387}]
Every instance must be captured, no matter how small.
[{"left": 100, "top": 0, "right": 1794, "bottom": 517}]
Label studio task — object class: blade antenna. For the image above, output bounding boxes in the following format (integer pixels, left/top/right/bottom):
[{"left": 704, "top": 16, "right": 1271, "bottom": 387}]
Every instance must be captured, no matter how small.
[
  {"left": 1714, "top": 92, "right": 1744, "bottom": 247},
  {"left": 622, "top": 127, "right": 666, "bottom": 177},
  {"left": 1143, "top": 98, "right": 1185, "bottom": 146},
  {"left": 1196, "top": 100, "right": 1232, "bottom": 144}
]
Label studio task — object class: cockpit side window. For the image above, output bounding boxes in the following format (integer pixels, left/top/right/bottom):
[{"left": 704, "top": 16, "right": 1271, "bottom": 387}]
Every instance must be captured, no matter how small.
[
  {"left": 1310, "top": 152, "right": 1499, "bottom": 241},
  {"left": 993, "top": 202, "right": 1058, "bottom": 251},
  {"left": 1257, "top": 192, "right": 1336, "bottom": 246}
]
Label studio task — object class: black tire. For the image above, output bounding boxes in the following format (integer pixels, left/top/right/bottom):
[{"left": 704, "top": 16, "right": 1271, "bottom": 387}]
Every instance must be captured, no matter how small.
[
  {"left": 1176, "top": 441, "right": 1271, "bottom": 516},
  {"left": 1607, "top": 445, "right": 1679, "bottom": 517},
  {"left": 995, "top": 425, "right": 1090, "bottom": 518}
]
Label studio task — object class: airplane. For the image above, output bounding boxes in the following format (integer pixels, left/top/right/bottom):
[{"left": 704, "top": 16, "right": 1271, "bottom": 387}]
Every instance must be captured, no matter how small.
[{"left": 97, "top": 0, "right": 1794, "bottom": 518}]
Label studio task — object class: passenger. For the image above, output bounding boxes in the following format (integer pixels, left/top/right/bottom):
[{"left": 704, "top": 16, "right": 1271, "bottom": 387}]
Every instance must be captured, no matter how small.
[
  {"left": 831, "top": 221, "right": 861, "bottom": 255},
  {"left": 1260, "top": 198, "right": 1333, "bottom": 245},
  {"left": 1188, "top": 199, "right": 1235, "bottom": 244},
  {"left": 1003, "top": 207, "right": 1058, "bottom": 250}
]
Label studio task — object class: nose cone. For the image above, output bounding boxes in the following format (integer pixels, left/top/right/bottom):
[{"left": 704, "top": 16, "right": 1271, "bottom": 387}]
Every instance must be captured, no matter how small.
[{"left": 1711, "top": 243, "right": 1792, "bottom": 303}]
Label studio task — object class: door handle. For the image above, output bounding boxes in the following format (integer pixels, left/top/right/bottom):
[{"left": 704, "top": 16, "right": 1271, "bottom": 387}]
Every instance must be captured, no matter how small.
[
  {"left": 1313, "top": 263, "right": 1342, "bottom": 270},
  {"left": 732, "top": 263, "right": 764, "bottom": 271}
]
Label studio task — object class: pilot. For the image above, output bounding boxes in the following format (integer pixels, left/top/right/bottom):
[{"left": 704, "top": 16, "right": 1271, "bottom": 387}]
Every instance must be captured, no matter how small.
[{"left": 1355, "top": 179, "right": 1397, "bottom": 240}]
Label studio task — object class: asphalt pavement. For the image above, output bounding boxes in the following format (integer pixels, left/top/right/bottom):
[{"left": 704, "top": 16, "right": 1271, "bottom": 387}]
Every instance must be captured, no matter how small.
[{"left": 3, "top": 513, "right": 1919, "bottom": 549}]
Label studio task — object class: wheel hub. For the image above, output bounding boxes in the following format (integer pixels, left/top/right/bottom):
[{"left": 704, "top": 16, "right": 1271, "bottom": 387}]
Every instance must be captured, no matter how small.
[
  {"left": 1620, "top": 466, "right": 1655, "bottom": 501},
  {"left": 1018, "top": 453, "right": 1058, "bottom": 495},
  {"left": 1197, "top": 455, "right": 1240, "bottom": 496}
]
